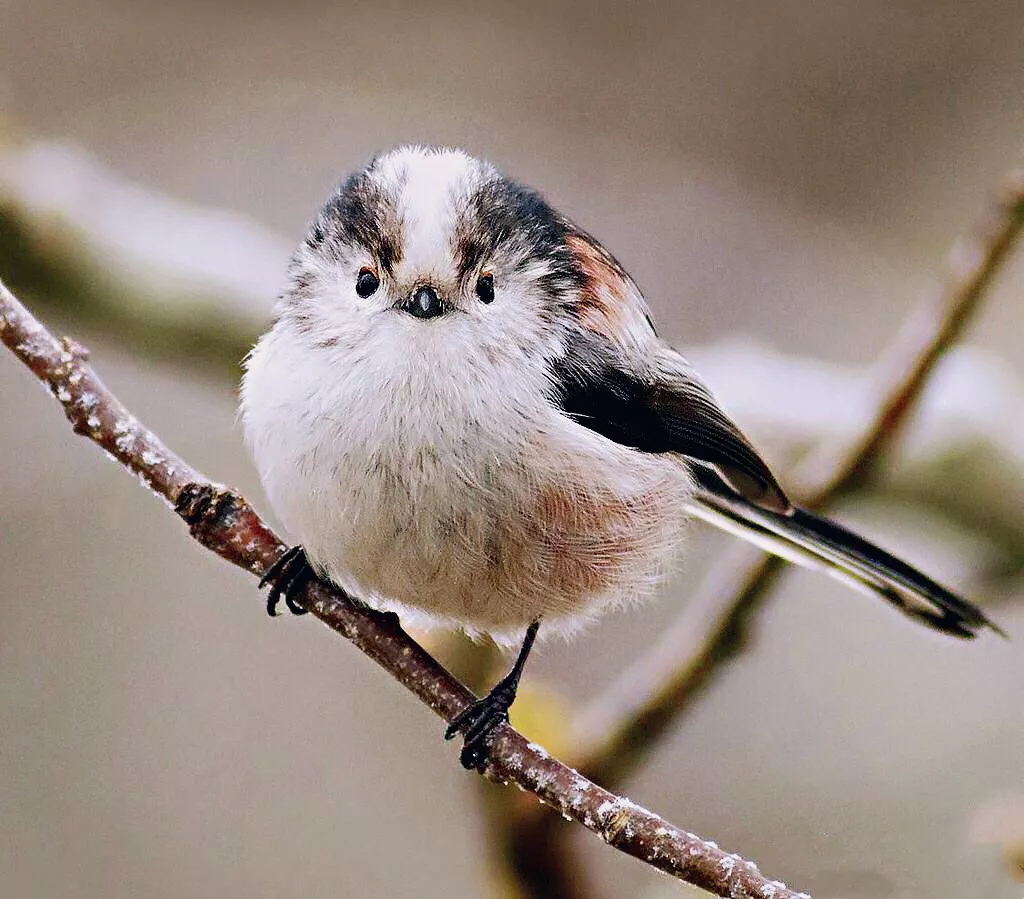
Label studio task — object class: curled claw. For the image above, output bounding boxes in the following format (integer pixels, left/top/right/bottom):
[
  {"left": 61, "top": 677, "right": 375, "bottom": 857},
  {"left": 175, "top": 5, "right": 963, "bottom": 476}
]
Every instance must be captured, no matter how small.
[
  {"left": 259, "top": 545, "right": 313, "bottom": 616},
  {"left": 445, "top": 682, "right": 518, "bottom": 770}
]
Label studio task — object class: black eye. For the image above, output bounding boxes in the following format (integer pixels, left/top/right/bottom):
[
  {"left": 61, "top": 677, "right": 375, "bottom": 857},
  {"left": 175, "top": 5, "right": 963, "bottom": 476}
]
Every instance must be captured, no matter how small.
[
  {"left": 356, "top": 267, "right": 380, "bottom": 298},
  {"left": 475, "top": 272, "right": 495, "bottom": 304}
]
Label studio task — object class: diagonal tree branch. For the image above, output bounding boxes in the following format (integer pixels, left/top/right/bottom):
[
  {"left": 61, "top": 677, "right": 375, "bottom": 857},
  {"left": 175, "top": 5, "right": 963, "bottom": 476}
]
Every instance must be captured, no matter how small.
[
  {"left": 791, "top": 166, "right": 1024, "bottom": 505},
  {"left": 572, "top": 164, "right": 1024, "bottom": 789},
  {"left": 0, "top": 278, "right": 811, "bottom": 899}
]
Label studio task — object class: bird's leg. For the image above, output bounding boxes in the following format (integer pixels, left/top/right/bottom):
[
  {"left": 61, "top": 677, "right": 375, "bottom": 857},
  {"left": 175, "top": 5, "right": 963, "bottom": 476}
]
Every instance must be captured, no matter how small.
[
  {"left": 445, "top": 619, "right": 541, "bottom": 770},
  {"left": 259, "top": 545, "right": 313, "bottom": 616}
]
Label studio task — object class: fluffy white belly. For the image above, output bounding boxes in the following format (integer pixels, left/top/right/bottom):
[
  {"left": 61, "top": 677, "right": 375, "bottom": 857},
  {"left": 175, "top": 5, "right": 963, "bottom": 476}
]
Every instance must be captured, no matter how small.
[{"left": 242, "top": 326, "right": 694, "bottom": 640}]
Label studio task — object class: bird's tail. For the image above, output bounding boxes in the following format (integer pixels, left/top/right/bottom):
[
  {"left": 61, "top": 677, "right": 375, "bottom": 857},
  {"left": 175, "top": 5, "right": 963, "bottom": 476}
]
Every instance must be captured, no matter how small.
[{"left": 687, "top": 467, "right": 1004, "bottom": 639}]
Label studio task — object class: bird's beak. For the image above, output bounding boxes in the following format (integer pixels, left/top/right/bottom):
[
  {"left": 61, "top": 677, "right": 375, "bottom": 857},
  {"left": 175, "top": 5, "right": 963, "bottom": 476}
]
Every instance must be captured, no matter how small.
[{"left": 399, "top": 285, "right": 446, "bottom": 319}]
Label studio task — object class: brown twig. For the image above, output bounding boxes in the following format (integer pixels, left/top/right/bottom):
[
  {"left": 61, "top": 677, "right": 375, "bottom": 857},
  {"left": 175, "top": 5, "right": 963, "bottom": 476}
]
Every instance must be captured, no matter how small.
[
  {"left": 0, "top": 278, "right": 811, "bottom": 899},
  {"left": 572, "top": 164, "right": 1024, "bottom": 789}
]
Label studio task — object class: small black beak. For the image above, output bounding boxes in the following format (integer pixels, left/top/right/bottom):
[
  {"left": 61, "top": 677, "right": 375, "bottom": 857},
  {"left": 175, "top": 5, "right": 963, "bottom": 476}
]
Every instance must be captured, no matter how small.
[{"left": 402, "top": 285, "right": 445, "bottom": 319}]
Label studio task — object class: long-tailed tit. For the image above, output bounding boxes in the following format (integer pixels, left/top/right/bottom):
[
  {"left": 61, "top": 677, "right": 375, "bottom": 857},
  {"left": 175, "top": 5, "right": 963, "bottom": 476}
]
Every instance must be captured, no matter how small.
[{"left": 241, "top": 146, "right": 1001, "bottom": 769}]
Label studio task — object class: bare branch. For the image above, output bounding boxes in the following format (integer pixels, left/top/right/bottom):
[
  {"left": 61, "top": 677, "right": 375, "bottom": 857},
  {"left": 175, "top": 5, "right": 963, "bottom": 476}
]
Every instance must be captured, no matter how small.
[
  {"left": 793, "top": 167, "right": 1024, "bottom": 503},
  {"left": 0, "top": 278, "right": 811, "bottom": 899},
  {"left": 573, "top": 164, "right": 1024, "bottom": 788}
]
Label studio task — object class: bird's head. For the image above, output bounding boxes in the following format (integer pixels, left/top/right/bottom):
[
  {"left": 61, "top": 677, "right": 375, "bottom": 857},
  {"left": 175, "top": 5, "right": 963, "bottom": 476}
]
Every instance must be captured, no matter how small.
[{"left": 280, "top": 145, "right": 600, "bottom": 354}]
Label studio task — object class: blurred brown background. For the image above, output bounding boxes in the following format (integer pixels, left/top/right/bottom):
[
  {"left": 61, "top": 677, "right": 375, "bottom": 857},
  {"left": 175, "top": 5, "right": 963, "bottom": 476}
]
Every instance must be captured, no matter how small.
[{"left": 2, "top": 1, "right": 1023, "bottom": 897}]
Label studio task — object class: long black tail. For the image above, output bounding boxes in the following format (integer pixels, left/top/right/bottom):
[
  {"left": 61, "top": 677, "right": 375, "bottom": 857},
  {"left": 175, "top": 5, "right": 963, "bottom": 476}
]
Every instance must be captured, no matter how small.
[{"left": 688, "top": 467, "right": 1004, "bottom": 639}]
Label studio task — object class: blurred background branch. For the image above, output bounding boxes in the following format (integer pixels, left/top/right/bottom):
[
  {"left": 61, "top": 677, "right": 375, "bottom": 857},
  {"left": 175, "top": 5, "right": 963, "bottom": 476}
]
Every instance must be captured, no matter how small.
[{"left": 0, "top": 138, "right": 283, "bottom": 375}]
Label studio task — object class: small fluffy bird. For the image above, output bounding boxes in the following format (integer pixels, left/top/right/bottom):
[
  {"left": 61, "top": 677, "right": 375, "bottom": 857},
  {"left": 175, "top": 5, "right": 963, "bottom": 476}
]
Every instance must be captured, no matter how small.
[{"left": 241, "top": 146, "right": 1000, "bottom": 769}]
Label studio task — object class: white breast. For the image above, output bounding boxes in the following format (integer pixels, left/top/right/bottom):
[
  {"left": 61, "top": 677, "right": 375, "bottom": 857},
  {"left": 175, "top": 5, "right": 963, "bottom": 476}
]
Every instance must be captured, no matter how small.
[{"left": 241, "top": 315, "right": 694, "bottom": 642}]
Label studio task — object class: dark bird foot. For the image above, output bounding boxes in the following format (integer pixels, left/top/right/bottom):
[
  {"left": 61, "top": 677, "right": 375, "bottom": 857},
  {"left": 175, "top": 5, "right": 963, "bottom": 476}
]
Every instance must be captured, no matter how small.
[
  {"left": 260, "top": 545, "right": 313, "bottom": 616},
  {"left": 445, "top": 679, "right": 519, "bottom": 770},
  {"left": 444, "top": 619, "right": 540, "bottom": 771}
]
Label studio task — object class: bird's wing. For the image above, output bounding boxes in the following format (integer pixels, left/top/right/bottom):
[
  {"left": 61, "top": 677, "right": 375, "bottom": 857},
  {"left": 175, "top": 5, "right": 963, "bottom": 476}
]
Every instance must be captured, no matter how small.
[
  {"left": 549, "top": 325, "right": 792, "bottom": 514},
  {"left": 546, "top": 327, "right": 1001, "bottom": 639}
]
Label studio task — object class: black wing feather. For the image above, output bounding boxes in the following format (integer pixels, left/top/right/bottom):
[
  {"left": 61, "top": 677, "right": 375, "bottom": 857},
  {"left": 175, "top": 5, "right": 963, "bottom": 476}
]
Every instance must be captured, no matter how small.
[{"left": 550, "top": 328, "right": 791, "bottom": 513}]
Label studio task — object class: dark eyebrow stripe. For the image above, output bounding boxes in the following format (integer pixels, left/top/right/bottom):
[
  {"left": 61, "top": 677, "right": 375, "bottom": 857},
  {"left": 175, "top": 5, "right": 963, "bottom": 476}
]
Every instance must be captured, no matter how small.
[
  {"left": 312, "top": 170, "right": 403, "bottom": 274},
  {"left": 454, "top": 234, "right": 488, "bottom": 279},
  {"left": 453, "top": 175, "right": 584, "bottom": 287}
]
